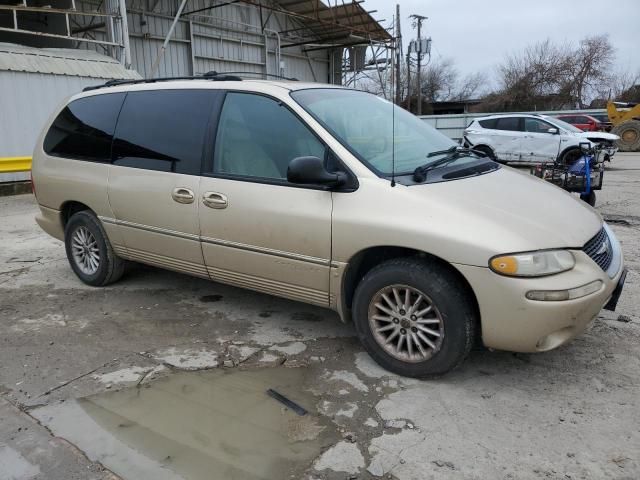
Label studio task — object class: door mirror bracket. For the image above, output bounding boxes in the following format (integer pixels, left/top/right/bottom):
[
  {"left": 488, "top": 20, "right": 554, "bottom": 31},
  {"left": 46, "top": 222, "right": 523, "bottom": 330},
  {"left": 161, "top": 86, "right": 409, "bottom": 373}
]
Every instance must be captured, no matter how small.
[{"left": 287, "top": 156, "right": 347, "bottom": 187}]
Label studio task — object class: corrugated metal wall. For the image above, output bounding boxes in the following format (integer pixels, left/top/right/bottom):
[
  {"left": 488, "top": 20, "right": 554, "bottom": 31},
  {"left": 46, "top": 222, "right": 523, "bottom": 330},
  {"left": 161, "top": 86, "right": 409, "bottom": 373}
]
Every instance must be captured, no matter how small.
[{"left": 76, "top": 0, "right": 330, "bottom": 81}]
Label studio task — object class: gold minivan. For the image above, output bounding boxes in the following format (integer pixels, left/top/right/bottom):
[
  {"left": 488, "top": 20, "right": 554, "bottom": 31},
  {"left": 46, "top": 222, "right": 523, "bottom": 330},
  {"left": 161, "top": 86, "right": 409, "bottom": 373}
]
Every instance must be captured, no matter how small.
[{"left": 32, "top": 78, "right": 626, "bottom": 377}]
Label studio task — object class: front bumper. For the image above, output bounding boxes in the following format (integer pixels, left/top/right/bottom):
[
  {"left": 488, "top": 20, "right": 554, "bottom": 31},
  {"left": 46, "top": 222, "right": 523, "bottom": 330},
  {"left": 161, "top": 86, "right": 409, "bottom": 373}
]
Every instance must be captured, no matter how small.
[
  {"left": 455, "top": 246, "right": 625, "bottom": 353},
  {"left": 595, "top": 145, "right": 618, "bottom": 161}
]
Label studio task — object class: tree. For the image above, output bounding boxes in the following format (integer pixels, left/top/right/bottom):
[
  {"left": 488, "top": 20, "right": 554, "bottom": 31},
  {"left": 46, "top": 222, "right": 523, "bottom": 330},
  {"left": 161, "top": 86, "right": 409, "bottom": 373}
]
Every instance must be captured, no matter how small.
[
  {"left": 491, "top": 39, "right": 575, "bottom": 111},
  {"left": 419, "top": 58, "right": 458, "bottom": 102},
  {"left": 484, "top": 35, "right": 616, "bottom": 111},
  {"left": 454, "top": 72, "right": 489, "bottom": 101},
  {"left": 567, "top": 35, "right": 615, "bottom": 107}
]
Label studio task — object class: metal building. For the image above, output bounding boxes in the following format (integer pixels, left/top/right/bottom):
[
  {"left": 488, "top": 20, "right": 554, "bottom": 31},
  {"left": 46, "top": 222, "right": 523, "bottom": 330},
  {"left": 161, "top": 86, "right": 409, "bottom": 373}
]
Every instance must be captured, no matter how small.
[
  {"left": 0, "top": 0, "right": 391, "bottom": 181},
  {"left": 0, "top": 43, "right": 140, "bottom": 183}
]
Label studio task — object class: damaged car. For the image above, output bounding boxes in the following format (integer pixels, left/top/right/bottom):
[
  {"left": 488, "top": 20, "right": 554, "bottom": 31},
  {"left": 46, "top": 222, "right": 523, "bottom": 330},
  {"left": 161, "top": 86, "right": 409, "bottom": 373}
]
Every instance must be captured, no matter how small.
[{"left": 464, "top": 113, "right": 619, "bottom": 164}]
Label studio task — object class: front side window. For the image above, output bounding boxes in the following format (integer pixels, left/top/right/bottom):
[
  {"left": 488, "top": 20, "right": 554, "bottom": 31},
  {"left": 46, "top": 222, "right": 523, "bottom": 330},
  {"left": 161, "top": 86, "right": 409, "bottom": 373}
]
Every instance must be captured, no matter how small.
[
  {"left": 495, "top": 117, "right": 521, "bottom": 132},
  {"left": 548, "top": 117, "right": 584, "bottom": 134},
  {"left": 291, "top": 89, "right": 456, "bottom": 176},
  {"left": 213, "top": 92, "right": 325, "bottom": 180},
  {"left": 43, "top": 93, "right": 125, "bottom": 162},
  {"left": 524, "top": 118, "right": 554, "bottom": 134},
  {"left": 112, "top": 89, "right": 217, "bottom": 175}
]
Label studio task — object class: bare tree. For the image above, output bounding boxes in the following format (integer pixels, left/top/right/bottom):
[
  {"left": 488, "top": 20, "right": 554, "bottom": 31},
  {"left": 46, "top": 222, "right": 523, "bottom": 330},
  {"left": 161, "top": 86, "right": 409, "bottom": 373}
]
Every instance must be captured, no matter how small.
[
  {"left": 453, "top": 71, "right": 489, "bottom": 101},
  {"left": 419, "top": 58, "right": 458, "bottom": 102},
  {"left": 485, "top": 35, "right": 616, "bottom": 111},
  {"left": 565, "top": 34, "right": 615, "bottom": 107},
  {"left": 598, "top": 69, "right": 640, "bottom": 102},
  {"left": 494, "top": 39, "right": 574, "bottom": 110}
]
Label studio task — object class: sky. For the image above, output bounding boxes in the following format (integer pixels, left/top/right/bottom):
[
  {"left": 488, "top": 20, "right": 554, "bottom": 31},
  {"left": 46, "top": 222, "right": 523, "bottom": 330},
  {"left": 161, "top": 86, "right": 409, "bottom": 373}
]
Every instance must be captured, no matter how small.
[{"left": 363, "top": 0, "right": 639, "bottom": 88}]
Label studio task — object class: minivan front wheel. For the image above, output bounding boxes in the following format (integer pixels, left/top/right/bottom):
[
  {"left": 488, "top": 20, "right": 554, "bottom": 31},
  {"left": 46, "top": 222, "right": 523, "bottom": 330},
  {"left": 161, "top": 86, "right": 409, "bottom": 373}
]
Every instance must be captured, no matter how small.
[
  {"left": 352, "top": 258, "right": 476, "bottom": 377},
  {"left": 64, "top": 211, "right": 125, "bottom": 286}
]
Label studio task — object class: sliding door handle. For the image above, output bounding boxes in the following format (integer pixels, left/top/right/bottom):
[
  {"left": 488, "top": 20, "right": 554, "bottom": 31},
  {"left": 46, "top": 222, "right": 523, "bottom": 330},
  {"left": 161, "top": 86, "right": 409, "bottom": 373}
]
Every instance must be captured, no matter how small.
[
  {"left": 203, "top": 191, "right": 228, "bottom": 209},
  {"left": 172, "top": 187, "right": 195, "bottom": 204}
]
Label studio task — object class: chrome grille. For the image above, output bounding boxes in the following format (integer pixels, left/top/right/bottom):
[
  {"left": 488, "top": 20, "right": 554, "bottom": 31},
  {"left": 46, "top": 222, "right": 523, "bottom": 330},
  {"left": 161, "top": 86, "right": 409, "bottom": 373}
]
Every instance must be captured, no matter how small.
[{"left": 583, "top": 227, "right": 613, "bottom": 272}]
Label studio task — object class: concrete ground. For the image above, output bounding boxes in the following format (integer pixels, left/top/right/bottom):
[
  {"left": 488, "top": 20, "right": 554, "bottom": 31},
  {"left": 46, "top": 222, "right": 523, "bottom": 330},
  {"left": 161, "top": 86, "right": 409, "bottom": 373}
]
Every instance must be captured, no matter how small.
[{"left": 1, "top": 153, "right": 639, "bottom": 480}]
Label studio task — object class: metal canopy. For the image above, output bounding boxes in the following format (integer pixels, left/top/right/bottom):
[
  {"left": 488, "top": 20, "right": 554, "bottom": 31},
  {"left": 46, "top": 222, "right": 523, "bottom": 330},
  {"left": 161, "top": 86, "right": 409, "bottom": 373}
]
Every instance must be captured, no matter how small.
[
  {"left": 244, "top": 0, "right": 391, "bottom": 46},
  {"left": 280, "top": 0, "right": 389, "bottom": 40}
]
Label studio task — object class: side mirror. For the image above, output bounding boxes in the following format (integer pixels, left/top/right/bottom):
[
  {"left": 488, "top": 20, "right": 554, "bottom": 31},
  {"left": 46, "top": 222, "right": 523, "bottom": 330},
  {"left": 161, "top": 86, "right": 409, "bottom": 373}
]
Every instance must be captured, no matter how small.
[
  {"left": 547, "top": 127, "right": 559, "bottom": 134},
  {"left": 287, "top": 156, "right": 347, "bottom": 187}
]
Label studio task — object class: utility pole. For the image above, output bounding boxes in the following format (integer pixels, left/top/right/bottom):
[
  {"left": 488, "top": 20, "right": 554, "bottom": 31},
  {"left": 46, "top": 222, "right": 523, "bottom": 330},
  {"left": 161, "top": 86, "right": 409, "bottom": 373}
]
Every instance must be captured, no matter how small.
[
  {"left": 395, "top": 4, "right": 402, "bottom": 105},
  {"left": 406, "top": 48, "right": 411, "bottom": 113},
  {"left": 410, "top": 14, "right": 427, "bottom": 115}
]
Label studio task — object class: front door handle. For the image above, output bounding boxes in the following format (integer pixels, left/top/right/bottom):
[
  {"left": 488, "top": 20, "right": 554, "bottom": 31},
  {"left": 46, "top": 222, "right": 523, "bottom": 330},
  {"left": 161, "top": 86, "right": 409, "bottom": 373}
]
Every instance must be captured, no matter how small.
[
  {"left": 172, "top": 187, "right": 195, "bottom": 204},
  {"left": 203, "top": 191, "right": 228, "bottom": 209}
]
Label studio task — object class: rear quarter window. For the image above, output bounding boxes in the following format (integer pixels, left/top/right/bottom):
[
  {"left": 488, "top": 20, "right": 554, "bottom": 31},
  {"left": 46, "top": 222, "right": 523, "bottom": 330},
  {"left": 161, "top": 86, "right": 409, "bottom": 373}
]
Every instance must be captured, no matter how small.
[
  {"left": 43, "top": 93, "right": 125, "bottom": 162},
  {"left": 478, "top": 119, "right": 498, "bottom": 129}
]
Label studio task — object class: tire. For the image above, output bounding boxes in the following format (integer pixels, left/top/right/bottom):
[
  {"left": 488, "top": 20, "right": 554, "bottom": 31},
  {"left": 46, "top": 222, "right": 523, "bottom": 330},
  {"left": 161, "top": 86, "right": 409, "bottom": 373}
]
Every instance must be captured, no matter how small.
[
  {"left": 580, "top": 190, "right": 596, "bottom": 207},
  {"left": 64, "top": 211, "right": 125, "bottom": 286},
  {"left": 473, "top": 145, "right": 497, "bottom": 161},
  {"left": 612, "top": 120, "right": 640, "bottom": 152},
  {"left": 560, "top": 147, "right": 582, "bottom": 166},
  {"left": 352, "top": 258, "right": 477, "bottom": 378}
]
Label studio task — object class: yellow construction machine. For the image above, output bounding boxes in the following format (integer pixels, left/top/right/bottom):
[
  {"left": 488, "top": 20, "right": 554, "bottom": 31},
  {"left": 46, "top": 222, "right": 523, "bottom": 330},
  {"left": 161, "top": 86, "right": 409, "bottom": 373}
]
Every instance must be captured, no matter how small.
[{"left": 608, "top": 101, "right": 640, "bottom": 151}]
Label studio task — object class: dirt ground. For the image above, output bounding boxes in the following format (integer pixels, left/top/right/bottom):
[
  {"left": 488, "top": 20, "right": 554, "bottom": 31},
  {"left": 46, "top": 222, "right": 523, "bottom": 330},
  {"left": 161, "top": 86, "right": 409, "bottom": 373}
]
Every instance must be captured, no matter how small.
[{"left": 1, "top": 153, "right": 639, "bottom": 480}]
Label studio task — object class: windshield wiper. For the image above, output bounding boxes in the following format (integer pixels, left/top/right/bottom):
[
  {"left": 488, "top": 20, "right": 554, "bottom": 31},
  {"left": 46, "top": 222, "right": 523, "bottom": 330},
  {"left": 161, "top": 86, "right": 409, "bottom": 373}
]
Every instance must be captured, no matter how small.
[
  {"left": 414, "top": 147, "right": 485, "bottom": 182},
  {"left": 426, "top": 145, "right": 458, "bottom": 158}
]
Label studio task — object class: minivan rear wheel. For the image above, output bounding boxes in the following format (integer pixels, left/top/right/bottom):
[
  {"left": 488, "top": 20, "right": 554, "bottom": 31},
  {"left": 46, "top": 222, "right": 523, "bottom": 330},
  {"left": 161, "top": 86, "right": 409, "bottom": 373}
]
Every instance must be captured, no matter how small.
[
  {"left": 64, "top": 211, "right": 125, "bottom": 286},
  {"left": 352, "top": 258, "right": 476, "bottom": 377}
]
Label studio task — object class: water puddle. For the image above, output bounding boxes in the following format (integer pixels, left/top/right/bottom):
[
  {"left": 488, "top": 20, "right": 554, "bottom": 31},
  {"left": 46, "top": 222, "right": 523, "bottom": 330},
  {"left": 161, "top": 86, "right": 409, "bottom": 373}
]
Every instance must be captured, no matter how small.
[{"left": 32, "top": 367, "right": 338, "bottom": 480}]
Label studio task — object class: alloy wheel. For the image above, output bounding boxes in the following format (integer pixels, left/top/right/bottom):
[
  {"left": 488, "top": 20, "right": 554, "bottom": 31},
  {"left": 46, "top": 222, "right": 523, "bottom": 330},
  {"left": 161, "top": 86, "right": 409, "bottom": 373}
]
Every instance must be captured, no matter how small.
[
  {"left": 368, "top": 284, "right": 444, "bottom": 363},
  {"left": 71, "top": 226, "right": 100, "bottom": 275}
]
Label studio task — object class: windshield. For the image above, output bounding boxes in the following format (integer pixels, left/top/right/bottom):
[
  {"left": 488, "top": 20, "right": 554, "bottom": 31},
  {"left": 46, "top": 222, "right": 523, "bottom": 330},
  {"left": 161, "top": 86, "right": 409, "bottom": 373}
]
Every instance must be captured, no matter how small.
[
  {"left": 291, "top": 88, "right": 456, "bottom": 175},
  {"left": 547, "top": 117, "right": 584, "bottom": 133}
]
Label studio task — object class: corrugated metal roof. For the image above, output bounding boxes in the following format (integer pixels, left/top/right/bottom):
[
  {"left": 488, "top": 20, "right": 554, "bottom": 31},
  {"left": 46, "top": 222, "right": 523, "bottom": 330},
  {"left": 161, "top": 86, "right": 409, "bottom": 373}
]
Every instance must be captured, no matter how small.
[
  {"left": 0, "top": 43, "right": 141, "bottom": 79},
  {"left": 252, "top": 0, "right": 391, "bottom": 43}
]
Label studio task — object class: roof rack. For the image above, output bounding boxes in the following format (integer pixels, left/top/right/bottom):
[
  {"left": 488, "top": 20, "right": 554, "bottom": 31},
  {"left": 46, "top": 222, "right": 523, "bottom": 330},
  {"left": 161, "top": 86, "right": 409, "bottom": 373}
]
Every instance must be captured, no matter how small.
[{"left": 82, "top": 71, "right": 298, "bottom": 92}]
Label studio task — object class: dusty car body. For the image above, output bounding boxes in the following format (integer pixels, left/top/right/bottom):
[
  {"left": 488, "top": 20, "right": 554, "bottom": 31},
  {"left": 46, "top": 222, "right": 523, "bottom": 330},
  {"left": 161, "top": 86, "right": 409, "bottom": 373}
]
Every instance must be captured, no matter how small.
[{"left": 31, "top": 79, "right": 626, "bottom": 377}]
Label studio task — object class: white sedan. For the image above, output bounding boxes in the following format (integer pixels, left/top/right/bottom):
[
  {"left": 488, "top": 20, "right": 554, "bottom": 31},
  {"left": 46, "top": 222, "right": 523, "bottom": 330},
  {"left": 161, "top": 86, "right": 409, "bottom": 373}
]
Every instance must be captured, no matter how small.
[{"left": 464, "top": 114, "right": 619, "bottom": 164}]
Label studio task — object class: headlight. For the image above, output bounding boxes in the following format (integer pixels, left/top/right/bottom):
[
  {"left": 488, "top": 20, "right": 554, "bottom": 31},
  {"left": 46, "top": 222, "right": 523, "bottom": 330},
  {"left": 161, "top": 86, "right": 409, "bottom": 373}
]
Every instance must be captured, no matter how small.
[{"left": 489, "top": 250, "right": 575, "bottom": 277}]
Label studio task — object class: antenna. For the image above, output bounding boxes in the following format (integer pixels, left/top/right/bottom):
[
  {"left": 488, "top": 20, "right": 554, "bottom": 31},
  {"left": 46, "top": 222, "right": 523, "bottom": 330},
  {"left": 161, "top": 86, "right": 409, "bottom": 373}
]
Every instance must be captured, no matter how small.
[
  {"left": 390, "top": 3, "right": 401, "bottom": 188},
  {"left": 391, "top": 89, "right": 396, "bottom": 187}
]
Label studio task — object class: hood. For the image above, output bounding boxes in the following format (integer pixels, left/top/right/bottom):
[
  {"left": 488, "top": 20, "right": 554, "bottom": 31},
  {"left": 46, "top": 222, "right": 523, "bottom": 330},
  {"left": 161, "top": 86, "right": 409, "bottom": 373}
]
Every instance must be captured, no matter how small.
[
  {"left": 398, "top": 166, "right": 603, "bottom": 264},
  {"left": 577, "top": 131, "right": 620, "bottom": 141}
]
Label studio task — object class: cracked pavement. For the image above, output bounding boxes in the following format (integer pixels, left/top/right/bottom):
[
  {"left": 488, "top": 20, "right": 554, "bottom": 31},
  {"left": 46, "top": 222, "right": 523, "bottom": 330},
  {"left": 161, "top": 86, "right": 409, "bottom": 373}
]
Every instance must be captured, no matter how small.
[{"left": 1, "top": 153, "right": 639, "bottom": 480}]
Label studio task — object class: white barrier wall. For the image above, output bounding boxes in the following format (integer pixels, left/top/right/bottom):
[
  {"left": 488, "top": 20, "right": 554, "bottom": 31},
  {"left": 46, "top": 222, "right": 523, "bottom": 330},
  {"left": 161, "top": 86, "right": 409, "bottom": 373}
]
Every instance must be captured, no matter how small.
[{"left": 419, "top": 109, "right": 608, "bottom": 141}]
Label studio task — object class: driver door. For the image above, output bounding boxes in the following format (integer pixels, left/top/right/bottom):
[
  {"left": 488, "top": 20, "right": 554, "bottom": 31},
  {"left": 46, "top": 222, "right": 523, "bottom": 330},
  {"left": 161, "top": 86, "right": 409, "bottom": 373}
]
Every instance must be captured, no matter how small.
[
  {"left": 521, "top": 117, "right": 561, "bottom": 163},
  {"left": 198, "top": 92, "right": 333, "bottom": 306}
]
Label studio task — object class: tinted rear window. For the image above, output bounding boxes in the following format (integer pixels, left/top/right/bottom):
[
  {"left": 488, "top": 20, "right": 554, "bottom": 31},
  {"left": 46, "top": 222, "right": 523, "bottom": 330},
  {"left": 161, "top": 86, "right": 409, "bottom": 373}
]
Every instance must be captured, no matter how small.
[
  {"left": 43, "top": 93, "right": 125, "bottom": 162},
  {"left": 478, "top": 118, "right": 498, "bottom": 129},
  {"left": 112, "top": 90, "right": 217, "bottom": 175},
  {"left": 495, "top": 117, "right": 521, "bottom": 131}
]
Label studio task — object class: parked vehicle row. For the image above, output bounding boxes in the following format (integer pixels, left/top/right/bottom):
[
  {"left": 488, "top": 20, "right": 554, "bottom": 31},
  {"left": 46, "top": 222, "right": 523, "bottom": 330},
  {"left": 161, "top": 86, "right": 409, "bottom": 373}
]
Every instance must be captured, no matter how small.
[
  {"left": 555, "top": 114, "right": 607, "bottom": 132},
  {"left": 32, "top": 79, "right": 626, "bottom": 377}
]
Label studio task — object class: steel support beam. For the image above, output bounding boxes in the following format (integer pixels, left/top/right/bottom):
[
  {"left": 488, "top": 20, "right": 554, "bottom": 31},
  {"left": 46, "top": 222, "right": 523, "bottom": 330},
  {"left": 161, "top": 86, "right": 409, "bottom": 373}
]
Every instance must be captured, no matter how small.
[{"left": 150, "top": 0, "right": 189, "bottom": 77}]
